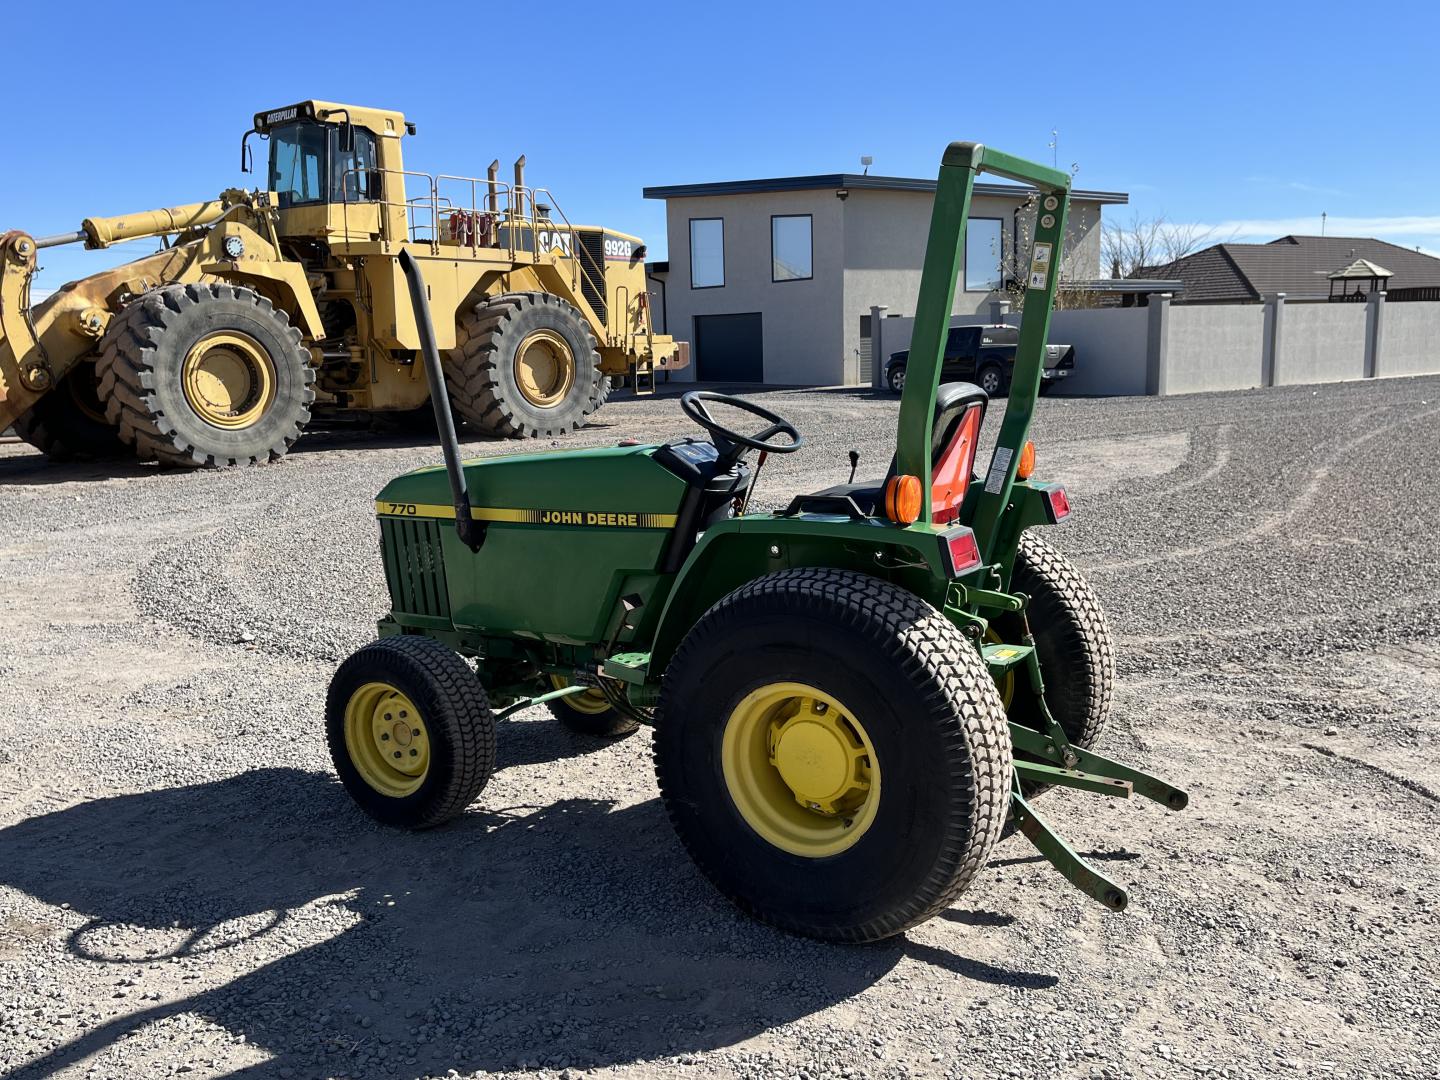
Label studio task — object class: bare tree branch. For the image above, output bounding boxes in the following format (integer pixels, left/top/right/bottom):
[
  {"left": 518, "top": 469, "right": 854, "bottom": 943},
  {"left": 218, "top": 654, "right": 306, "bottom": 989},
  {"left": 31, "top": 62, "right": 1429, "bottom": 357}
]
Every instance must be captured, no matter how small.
[{"left": 1102, "top": 213, "right": 1226, "bottom": 278}]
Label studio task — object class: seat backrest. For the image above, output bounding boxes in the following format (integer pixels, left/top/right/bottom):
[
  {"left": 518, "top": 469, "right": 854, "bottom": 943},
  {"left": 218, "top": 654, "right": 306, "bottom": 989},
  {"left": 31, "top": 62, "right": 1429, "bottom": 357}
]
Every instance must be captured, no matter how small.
[{"left": 885, "top": 381, "right": 988, "bottom": 478}]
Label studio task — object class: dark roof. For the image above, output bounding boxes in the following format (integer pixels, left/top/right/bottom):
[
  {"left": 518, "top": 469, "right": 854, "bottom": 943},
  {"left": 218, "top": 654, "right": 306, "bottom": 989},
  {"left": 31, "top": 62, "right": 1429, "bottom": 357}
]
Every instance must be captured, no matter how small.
[
  {"left": 1069, "top": 278, "right": 1184, "bottom": 294},
  {"left": 1137, "top": 236, "right": 1440, "bottom": 302},
  {"left": 642, "top": 173, "right": 1128, "bottom": 205}
]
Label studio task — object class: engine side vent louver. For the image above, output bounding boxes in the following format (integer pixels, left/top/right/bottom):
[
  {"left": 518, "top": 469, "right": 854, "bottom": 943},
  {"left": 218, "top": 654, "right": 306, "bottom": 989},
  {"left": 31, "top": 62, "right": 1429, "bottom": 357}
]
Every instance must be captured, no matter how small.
[{"left": 379, "top": 517, "right": 452, "bottom": 619}]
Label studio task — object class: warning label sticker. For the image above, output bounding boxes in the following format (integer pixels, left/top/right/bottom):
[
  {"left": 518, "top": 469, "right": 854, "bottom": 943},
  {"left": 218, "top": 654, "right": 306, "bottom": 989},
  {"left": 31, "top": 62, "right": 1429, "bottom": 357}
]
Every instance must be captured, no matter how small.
[
  {"left": 1028, "top": 242, "right": 1053, "bottom": 290},
  {"left": 984, "top": 447, "right": 1014, "bottom": 493}
]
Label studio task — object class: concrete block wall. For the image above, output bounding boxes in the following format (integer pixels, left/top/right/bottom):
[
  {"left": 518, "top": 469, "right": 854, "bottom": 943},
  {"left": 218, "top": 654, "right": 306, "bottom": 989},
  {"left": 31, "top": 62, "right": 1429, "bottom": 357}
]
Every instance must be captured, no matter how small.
[
  {"left": 865, "top": 294, "right": 1440, "bottom": 397},
  {"left": 1277, "top": 303, "right": 1367, "bottom": 385},
  {"left": 1165, "top": 305, "right": 1266, "bottom": 394},
  {"left": 1380, "top": 303, "right": 1438, "bottom": 377},
  {"left": 1041, "top": 307, "right": 1151, "bottom": 396}
]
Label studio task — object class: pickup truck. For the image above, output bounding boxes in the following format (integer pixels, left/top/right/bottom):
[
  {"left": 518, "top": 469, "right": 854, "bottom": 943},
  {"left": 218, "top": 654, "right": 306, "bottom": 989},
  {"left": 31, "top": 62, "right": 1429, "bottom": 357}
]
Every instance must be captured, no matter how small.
[{"left": 883, "top": 324, "right": 1075, "bottom": 396}]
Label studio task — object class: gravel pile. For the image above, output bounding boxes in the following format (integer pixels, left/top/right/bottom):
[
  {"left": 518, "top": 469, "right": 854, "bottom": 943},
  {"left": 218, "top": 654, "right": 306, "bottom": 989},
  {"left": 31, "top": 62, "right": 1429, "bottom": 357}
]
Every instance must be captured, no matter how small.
[{"left": 1, "top": 376, "right": 1437, "bottom": 1079}]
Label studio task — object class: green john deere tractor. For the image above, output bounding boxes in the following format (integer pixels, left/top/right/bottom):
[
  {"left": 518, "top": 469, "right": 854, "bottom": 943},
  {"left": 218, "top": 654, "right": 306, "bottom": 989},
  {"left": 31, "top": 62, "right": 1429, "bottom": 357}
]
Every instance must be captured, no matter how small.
[{"left": 324, "top": 142, "right": 1187, "bottom": 943}]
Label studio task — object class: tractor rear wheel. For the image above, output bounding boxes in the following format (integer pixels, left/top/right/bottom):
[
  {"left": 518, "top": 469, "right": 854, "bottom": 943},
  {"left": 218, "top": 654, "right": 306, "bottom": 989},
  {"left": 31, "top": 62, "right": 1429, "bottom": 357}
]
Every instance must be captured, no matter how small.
[
  {"left": 446, "top": 292, "right": 608, "bottom": 438},
  {"left": 1000, "top": 530, "right": 1114, "bottom": 751},
  {"left": 544, "top": 675, "right": 640, "bottom": 738},
  {"left": 12, "top": 360, "right": 128, "bottom": 461},
  {"left": 655, "top": 568, "right": 1012, "bottom": 943},
  {"left": 96, "top": 283, "right": 315, "bottom": 467},
  {"left": 326, "top": 636, "right": 497, "bottom": 829}
]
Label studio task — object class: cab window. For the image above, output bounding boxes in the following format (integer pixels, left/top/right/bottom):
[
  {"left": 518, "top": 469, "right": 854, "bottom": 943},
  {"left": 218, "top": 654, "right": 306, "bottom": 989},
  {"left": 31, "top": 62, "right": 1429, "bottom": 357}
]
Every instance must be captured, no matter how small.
[
  {"left": 268, "top": 122, "right": 381, "bottom": 208},
  {"left": 269, "top": 123, "right": 327, "bottom": 208},
  {"left": 335, "top": 127, "right": 380, "bottom": 203}
]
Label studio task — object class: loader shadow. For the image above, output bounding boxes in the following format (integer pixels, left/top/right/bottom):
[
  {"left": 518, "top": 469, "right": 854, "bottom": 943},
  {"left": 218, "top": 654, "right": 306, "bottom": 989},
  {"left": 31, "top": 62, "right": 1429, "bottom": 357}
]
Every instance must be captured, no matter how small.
[
  {"left": 0, "top": 446, "right": 158, "bottom": 486},
  {"left": 0, "top": 769, "right": 1059, "bottom": 1080}
]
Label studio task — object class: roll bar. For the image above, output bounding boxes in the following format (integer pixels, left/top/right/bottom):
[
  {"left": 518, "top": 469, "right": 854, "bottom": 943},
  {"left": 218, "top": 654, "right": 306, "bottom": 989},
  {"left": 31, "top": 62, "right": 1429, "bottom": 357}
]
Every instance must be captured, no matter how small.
[{"left": 894, "top": 142, "right": 1071, "bottom": 560}]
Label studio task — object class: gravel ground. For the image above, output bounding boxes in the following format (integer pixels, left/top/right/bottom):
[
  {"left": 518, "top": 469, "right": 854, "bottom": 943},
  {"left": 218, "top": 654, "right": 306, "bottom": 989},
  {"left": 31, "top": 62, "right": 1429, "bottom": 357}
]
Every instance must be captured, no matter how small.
[{"left": 1, "top": 377, "right": 1438, "bottom": 1080}]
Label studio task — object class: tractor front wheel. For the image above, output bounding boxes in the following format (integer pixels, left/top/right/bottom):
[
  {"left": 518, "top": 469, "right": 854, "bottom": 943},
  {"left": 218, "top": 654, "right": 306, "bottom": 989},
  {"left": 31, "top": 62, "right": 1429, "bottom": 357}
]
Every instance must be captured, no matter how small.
[
  {"left": 96, "top": 283, "right": 315, "bottom": 467},
  {"left": 655, "top": 568, "right": 1012, "bottom": 943},
  {"left": 326, "top": 636, "right": 497, "bottom": 829}
]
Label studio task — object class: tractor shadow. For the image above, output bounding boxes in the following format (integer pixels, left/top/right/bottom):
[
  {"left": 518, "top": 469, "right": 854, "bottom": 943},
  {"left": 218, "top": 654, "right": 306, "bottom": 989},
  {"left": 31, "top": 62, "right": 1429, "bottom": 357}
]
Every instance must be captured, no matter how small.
[{"left": 0, "top": 769, "right": 1057, "bottom": 1079}]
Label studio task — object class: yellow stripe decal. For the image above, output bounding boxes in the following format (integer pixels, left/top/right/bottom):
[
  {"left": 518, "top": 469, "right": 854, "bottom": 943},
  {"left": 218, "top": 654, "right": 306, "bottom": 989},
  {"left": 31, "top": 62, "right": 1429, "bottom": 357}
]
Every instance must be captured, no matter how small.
[{"left": 375, "top": 500, "right": 678, "bottom": 528}]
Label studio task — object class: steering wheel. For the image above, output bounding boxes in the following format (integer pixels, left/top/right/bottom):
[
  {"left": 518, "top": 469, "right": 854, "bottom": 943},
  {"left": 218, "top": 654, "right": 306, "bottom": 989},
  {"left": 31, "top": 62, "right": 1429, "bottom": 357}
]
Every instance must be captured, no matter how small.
[{"left": 680, "top": 391, "right": 804, "bottom": 460}]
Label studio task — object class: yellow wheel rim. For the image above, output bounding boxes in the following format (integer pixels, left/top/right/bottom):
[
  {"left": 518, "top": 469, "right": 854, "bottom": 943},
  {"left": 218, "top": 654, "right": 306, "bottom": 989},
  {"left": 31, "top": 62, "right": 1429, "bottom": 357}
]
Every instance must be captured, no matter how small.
[
  {"left": 721, "top": 682, "right": 880, "bottom": 858},
  {"left": 515, "top": 329, "right": 575, "bottom": 408},
  {"left": 985, "top": 627, "right": 1016, "bottom": 710},
  {"left": 343, "top": 681, "right": 431, "bottom": 798},
  {"left": 67, "top": 363, "right": 110, "bottom": 425},
  {"left": 549, "top": 673, "right": 610, "bottom": 715},
  {"left": 181, "top": 330, "right": 277, "bottom": 429}
]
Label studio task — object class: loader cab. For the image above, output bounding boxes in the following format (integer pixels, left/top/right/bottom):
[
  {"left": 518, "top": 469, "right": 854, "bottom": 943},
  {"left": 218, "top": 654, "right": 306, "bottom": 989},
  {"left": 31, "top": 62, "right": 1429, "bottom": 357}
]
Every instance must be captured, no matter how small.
[{"left": 251, "top": 101, "right": 410, "bottom": 243}]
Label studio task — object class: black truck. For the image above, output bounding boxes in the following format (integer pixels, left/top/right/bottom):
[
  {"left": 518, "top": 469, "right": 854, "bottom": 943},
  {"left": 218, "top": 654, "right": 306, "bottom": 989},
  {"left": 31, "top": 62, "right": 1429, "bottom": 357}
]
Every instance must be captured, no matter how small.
[{"left": 883, "top": 324, "right": 1075, "bottom": 396}]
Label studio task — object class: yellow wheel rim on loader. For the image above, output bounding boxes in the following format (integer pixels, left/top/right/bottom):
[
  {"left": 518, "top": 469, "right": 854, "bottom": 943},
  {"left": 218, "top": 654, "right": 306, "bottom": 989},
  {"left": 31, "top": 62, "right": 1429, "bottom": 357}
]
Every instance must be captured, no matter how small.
[
  {"left": 515, "top": 329, "right": 575, "bottom": 408},
  {"left": 181, "top": 330, "right": 277, "bottom": 429},
  {"left": 721, "top": 682, "right": 881, "bottom": 858},
  {"left": 548, "top": 673, "right": 611, "bottom": 715},
  {"left": 343, "top": 682, "right": 431, "bottom": 797}
]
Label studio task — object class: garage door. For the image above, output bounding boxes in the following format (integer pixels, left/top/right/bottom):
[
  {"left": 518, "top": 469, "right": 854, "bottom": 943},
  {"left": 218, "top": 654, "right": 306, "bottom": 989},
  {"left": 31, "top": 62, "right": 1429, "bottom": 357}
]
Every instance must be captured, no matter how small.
[{"left": 694, "top": 313, "right": 763, "bottom": 382}]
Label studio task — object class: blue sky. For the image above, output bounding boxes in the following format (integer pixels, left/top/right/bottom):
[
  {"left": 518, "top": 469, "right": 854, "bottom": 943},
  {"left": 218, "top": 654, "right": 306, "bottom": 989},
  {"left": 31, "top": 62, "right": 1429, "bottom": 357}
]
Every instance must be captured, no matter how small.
[{"left": 7, "top": 0, "right": 1438, "bottom": 293}]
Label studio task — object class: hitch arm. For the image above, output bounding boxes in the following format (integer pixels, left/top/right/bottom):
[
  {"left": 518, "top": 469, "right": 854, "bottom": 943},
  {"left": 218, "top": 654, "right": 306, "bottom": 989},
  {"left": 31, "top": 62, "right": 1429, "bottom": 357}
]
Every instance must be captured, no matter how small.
[{"left": 1010, "top": 788, "right": 1130, "bottom": 912}]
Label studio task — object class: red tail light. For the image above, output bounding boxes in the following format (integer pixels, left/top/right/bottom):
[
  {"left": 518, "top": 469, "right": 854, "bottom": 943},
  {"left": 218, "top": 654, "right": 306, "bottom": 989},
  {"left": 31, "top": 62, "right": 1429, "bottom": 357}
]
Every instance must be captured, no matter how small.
[
  {"left": 1044, "top": 485, "right": 1071, "bottom": 523},
  {"left": 941, "top": 527, "right": 982, "bottom": 577}
]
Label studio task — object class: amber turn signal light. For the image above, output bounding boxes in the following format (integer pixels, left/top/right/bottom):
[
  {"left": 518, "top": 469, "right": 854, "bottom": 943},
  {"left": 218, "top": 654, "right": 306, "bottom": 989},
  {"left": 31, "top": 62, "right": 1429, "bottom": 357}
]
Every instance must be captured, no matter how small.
[
  {"left": 1016, "top": 440, "right": 1036, "bottom": 480},
  {"left": 884, "top": 474, "right": 923, "bottom": 525}
]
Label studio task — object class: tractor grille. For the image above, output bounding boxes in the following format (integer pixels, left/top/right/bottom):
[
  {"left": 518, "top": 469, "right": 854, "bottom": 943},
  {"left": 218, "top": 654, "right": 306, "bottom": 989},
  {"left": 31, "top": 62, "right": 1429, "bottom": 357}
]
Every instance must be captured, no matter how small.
[
  {"left": 379, "top": 517, "right": 452, "bottom": 619},
  {"left": 577, "top": 230, "right": 608, "bottom": 324}
]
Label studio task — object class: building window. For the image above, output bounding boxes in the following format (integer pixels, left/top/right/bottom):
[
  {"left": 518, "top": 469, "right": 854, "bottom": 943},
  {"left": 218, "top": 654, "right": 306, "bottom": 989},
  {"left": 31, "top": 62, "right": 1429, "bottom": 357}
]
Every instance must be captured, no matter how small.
[
  {"left": 690, "top": 218, "right": 725, "bottom": 288},
  {"left": 771, "top": 215, "right": 813, "bottom": 282},
  {"left": 965, "top": 217, "right": 1003, "bottom": 292}
]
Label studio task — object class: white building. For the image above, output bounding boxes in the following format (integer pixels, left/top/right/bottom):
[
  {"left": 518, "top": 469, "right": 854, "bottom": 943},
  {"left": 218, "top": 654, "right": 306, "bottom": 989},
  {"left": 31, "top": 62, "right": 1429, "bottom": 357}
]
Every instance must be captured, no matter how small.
[{"left": 643, "top": 173, "right": 1127, "bottom": 385}]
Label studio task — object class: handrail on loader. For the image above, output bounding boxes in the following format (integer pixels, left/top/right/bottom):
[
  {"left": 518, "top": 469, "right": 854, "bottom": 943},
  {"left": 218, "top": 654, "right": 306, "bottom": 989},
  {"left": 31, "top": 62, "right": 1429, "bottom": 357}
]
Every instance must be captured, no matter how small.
[{"left": 895, "top": 142, "right": 1072, "bottom": 563}]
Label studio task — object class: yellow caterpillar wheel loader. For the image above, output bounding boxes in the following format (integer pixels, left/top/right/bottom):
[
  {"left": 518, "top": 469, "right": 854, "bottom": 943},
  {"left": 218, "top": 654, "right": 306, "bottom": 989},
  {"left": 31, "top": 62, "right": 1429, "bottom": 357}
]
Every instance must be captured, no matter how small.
[{"left": 0, "top": 101, "right": 687, "bottom": 467}]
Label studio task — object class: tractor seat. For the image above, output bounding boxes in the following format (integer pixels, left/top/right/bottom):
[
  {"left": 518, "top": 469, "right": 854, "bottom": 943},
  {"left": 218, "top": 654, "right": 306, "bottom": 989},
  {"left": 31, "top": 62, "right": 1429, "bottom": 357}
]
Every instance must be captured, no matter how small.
[{"left": 784, "top": 382, "right": 989, "bottom": 519}]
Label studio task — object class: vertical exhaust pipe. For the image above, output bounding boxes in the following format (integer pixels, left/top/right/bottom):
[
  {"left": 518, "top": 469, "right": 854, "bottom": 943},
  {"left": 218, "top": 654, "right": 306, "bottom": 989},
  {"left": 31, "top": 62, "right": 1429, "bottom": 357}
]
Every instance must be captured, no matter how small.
[
  {"left": 486, "top": 159, "right": 500, "bottom": 214},
  {"left": 513, "top": 155, "right": 527, "bottom": 217},
  {"left": 397, "top": 249, "right": 484, "bottom": 551}
]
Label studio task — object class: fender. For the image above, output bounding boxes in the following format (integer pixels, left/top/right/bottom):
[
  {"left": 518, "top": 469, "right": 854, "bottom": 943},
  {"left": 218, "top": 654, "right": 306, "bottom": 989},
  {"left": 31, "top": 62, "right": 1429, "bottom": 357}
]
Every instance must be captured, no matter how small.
[
  {"left": 645, "top": 513, "right": 956, "bottom": 675},
  {"left": 205, "top": 249, "right": 326, "bottom": 342}
]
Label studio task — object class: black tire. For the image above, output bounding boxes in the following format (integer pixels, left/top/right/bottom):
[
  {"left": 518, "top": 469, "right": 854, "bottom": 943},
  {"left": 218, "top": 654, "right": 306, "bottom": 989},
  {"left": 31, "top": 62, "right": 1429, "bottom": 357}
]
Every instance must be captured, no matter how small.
[
  {"left": 887, "top": 365, "right": 906, "bottom": 393},
  {"left": 655, "top": 568, "right": 1012, "bottom": 943},
  {"left": 326, "top": 636, "right": 497, "bottom": 829},
  {"left": 544, "top": 678, "right": 640, "bottom": 738},
  {"left": 999, "top": 531, "right": 1114, "bottom": 752},
  {"left": 977, "top": 363, "right": 1006, "bottom": 398},
  {"left": 12, "top": 360, "right": 128, "bottom": 461},
  {"left": 96, "top": 283, "right": 315, "bottom": 467},
  {"left": 446, "top": 292, "right": 607, "bottom": 438}
]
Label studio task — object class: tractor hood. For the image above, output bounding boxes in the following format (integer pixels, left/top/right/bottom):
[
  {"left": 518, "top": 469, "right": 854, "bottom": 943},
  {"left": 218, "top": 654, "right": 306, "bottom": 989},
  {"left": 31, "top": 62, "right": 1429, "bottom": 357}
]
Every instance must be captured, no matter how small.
[{"left": 375, "top": 444, "right": 687, "bottom": 526}]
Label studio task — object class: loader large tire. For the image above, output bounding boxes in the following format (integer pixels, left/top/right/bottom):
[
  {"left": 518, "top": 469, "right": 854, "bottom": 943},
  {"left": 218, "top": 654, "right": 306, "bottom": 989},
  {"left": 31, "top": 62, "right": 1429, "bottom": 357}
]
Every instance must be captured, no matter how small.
[
  {"left": 12, "top": 360, "right": 128, "bottom": 461},
  {"left": 655, "top": 568, "right": 1012, "bottom": 943},
  {"left": 1000, "top": 530, "right": 1114, "bottom": 752},
  {"left": 446, "top": 292, "right": 607, "bottom": 438},
  {"left": 96, "top": 283, "right": 315, "bottom": 468}
]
